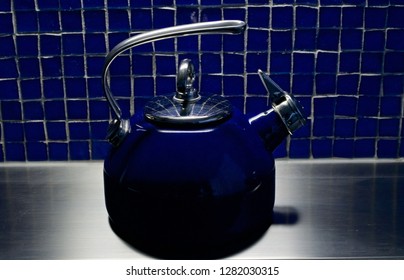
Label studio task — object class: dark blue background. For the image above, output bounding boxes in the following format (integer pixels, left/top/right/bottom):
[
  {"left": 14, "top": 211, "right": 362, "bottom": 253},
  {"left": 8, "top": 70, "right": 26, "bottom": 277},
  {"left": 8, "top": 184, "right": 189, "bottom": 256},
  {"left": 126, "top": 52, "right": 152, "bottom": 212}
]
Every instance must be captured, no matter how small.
[{"left": 0, "top": 0, "right": 403, "bottom": 161}]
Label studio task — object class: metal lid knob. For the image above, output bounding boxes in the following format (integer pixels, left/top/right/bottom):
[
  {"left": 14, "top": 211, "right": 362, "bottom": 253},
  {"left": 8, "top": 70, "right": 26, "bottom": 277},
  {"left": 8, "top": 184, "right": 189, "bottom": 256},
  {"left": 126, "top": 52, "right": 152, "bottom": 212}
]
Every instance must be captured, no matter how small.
[{"left": 174, "top": 59, "right": 200, "bottom": 103}]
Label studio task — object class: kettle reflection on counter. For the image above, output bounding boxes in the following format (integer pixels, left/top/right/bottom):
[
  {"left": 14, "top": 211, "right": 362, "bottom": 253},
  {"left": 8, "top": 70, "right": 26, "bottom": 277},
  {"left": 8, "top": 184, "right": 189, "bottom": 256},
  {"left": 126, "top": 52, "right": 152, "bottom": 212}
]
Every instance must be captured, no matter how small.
[{"left": 102, "top": 20, "right": 306, "bottom": 258}]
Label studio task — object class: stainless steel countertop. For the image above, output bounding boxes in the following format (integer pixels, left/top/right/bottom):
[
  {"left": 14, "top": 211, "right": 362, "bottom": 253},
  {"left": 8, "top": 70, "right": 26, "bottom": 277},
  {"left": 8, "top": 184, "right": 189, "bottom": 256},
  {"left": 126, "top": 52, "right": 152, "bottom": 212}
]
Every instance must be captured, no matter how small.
[{"left": 0, "top": 159, "right": 403, "bottom": 259}]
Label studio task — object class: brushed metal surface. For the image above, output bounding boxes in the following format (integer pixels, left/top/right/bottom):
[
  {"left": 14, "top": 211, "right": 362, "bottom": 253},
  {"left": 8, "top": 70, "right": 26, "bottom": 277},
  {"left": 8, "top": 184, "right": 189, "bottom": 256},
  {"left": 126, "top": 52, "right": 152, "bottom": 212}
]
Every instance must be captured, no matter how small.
[{"left": 0, "top": 160, "right": 403, "bottom": 259}]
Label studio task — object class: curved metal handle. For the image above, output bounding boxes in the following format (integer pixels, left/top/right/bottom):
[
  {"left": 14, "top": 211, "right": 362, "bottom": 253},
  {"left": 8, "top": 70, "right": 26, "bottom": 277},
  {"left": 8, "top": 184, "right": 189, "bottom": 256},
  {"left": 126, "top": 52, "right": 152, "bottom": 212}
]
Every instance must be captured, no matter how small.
[{"left": 102, "top": 20, "right": 246, "bottom": 121}]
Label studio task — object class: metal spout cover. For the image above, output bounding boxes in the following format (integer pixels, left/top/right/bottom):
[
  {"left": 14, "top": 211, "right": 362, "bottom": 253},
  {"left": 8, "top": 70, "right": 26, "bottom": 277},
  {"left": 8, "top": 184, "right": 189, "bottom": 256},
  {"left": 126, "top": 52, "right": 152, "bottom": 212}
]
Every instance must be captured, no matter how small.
[{"left": 258, "top": 70, "right": 306, "bottom": 134}]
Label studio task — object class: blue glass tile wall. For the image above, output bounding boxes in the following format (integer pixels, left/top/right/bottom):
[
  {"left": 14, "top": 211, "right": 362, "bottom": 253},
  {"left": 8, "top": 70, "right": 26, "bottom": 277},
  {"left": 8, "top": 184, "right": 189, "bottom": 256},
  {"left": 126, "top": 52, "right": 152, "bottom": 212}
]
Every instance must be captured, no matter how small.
[{"left": 0, "top": 0, "right": 403, "bottom": 161}]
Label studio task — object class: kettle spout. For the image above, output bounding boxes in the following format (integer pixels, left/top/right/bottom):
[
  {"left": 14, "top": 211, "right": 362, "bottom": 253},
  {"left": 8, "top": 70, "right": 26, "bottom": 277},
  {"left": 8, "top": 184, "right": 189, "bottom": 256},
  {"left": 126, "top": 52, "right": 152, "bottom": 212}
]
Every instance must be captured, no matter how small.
[{"left": 249, "top": 70, "right": 306, "bottom": 152}]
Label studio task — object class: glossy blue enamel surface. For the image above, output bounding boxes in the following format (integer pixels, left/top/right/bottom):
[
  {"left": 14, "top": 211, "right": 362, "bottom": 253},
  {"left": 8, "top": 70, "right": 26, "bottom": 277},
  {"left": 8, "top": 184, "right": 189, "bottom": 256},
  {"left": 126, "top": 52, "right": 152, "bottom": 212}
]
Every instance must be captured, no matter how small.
[{"left": 103, "top": 108, "right": 277, "bottom": 255}]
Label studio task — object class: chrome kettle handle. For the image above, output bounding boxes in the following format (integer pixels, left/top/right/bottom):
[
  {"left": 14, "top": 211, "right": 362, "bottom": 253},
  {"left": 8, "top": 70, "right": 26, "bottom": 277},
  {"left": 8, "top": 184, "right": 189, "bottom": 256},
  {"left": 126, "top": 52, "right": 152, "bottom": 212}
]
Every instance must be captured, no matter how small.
[{"left": 102, "top": 20, "right": 246, "bottom": 146}]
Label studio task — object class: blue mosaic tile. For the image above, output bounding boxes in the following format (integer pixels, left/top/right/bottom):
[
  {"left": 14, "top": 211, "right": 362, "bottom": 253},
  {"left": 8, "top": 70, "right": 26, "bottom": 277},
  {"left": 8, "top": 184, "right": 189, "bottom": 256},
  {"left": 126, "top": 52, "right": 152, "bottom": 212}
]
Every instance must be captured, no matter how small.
[
  {"left": 339, "top": 52, "right": 360, "bottom": 73},
  {"left": 293, "top": 53, "right": 315, "bottom": 74},
  {"left": 270, "top": 52, "right": 291, "bottom": 73},
  {"left": 83, "top": 10, "right": 105, "bottom": 32},
  {"left": 20, "top": 79, "right": 41, "bottom": 100},
  {"left": 223, "top": 76, "right": 244, "bottom": 95},
  {"left": 108, "top": 0, "right": 128, "bottom": 7},
  {"left": 153, "top": 8, "right": 175, "bottom": 29},
  {"left": 224, "top": 54, "right": 244, "bottom": 74},
  {"left": 316, "top": 52, "right": 338, "bottom": 73},
  {"left": 334, "top": 118, "right": 355, "bottom": 138},
  {"left": 3, "top": 122, "right": 24, "bottom": 142},
  {"left": 0, "top": 0, "right": 11, "bottom": 11},
  {"left": 313, "top": 118, "right": 334, "bottom": 137},
  {"left": 176, "top": 7, "right": 199, "bottom": 25},
  {"left": 44, "top": 100, "right": 66, "bottom": 121},
  {"left": 18, "top": 58, "right": 40, "bottom": 78},
  {"left": 64, "top": 57, "right": 85, "bottom": 77},
  {"left": 91, "top": 141, "right": 110, "bottom": 160},
  {"left": 387, "top": 6, "right": 404, "bottom": 28},
  {"left": 333, "top": 139, "right": 354, "bottom": 158},
  {"left": 357, "top": 96, "right": 379, "bottom": 117},
  {"left": 42, "top": 57, "right": 62, "bottom": 78},
  {"left": 111, "top": 77, "right": 131, "bottom": 97},
  {"left": 90, "top": 121, "right": 109, "bottom": 140},
  {"left": 354, "top": 139, "right": 376, "bottom": 158},
  {"left": 365, "top": 7, "right": 387, "bottom": 29},
  {"left": 289, "top": 139, "right": 311, "bottom": 158},
  {"left": 133, "top": 77, "right": 154, "bottom": 97},
  {"left": 356, "top": 117, "right": 377, "bottom": 137},
  {"left": 40, "top": 35, "right": 61, "bottom": 56},
  {"left": 317, "top": 29, "right": 339, "bottom": 51},
  {"left": 26, "top": 142, "right": 48, "bottom": 161},
  {"left": 377, "top": 139, "right": 399, "bottom": 158},
  {"left": 130, "top": 0, "right": 152, "bottom": 7},
  {"left": 384, "top": 52, "right": 404, "bottom": 73},
  {"left": 248, "top": 7, "right": 269, "bottom": 28},
  {"left": 87, "top": 78, "right": 103, "bottom": 98},
  {"left": 312, "top": 139, "right": 333, "bottom": 158},
  {"left": 294, "top": 29, "right": 316, "bottom": 51},
  {"left": 335, "top": 96, "right": 357, "bottom": 117},
  {"left": 67, "top": 100, "right": 88, "bottom": 120},
  {"left": 69, "top": 141, "right": 90, "bottom": 160},
  {"left": 61, "top": 11, "right": 83, "bottom": 32},
  {"left": 272, "top": 6, "right": 293, "bottom": 29},
  {"left": 23, "top": 102, "right": 44, "bottom": 120},
  {"left": 49, "top": 143, "right": 68, "bottom": 161},
  {"left": 5, "top": 143, "right": 26, "bottom": 161},
  {"left": 383, "top": 75, "right": 404, "bottom": 95},
  {"left": 109, "top": 9, "right": 130, "bottom": 32},
  {"left": 380, "top": 96, "right": 402, "bottom": 116},
  {"left": 15, "top": 11, "right": 38, "bottom": 33},
  {"left": 0, "top": 13, "right": 13, "bottom": 33},
  {"left": 292, "top": 74, "right": 314, "bottom": 95},
  {"left": 61, "top": 0, "right": 82, "bottom": 10},
  {"left": 341, "top": 29, "right": 363, "bottom": 50},
  {"left": 387, "top": 30, "right": 404, "bottom": 51},
  {"left": 83, "top": 0, "right": 105, "bottom": 8},
  {"left": 315, "top": 74, "right": 336, "bottom": 94},
  {"left": 201, "top": 53, "right": 221, "bottom": 73},
  {"left": 46, "top": 122, "right": 67, "bottom": 140},
  {"left": 16, "top": 35, "right": 38, "bottom": 57},
  {"left": 85, "top": 34, "right": 106, "bottom": 54},
  {"left": 361, "top": 52, "right": 383, "bottom": 74},
  {"left": 336, "top": 74, "right": 359, "bottom": 95},
  {"left": 200, "top": 75, "right": 222, "bottom": 95},
  {"left": 1, "top": 101, "right": 22, "bottom": 120},
  {"left": 69, "top": 122, "right": 90, "bottom": 140},
  {"left": 0, "top": 59, "right": 18, "bottom": 78},
  {"left": 342, "top": 7, "right": 364, "bottom": 28},
  {"left": 63, "top": 34, "right": 84, "bottom": 55},
  {"left": 364, "top": 31, "right": 385, "bottom": 51},
  {"left": 24, "top": 122, "right": 45, "bottom": 141},
  {"left": 379, "top": 118, "right": 400, "bottom": 137},
  {"left": 0, "top": 80, "right": 18, "bottom": 100},
  {"left": 296, "top": 7, "right": 317, "bottom": 28},
  {"left": 37, "top": 0, "right": 60, "bottom": 10},
  {"left": 65, "top": 77, "right": 87, "bottom": 98},
  {"left": 43, "top": 79, "right": 64, "bottom": 99},
  {"left": 359, "top": 75, "right": 382, "bottom": 95},
  {"left": 131, "top": 9, "right": 152, "bottom": 30},
  {"left": 0, "top": 36, "right": 15, "bottom": 57},
  {"left": 270, "top": 30, "right": 292, "bottom": 52},
  {"left": 320, "top": 7, "right": 341, "bottom": 28}
]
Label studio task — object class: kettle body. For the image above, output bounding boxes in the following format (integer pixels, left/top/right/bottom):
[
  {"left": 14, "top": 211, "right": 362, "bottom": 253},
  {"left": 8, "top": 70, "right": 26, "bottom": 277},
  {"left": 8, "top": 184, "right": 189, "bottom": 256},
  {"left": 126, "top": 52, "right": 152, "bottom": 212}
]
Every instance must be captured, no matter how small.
[
  {"left": 101, "top": 20, "right": 306, "bottom": 258},
  {"left": 104, "top": 108, "right": 275, "bottom": 255}
]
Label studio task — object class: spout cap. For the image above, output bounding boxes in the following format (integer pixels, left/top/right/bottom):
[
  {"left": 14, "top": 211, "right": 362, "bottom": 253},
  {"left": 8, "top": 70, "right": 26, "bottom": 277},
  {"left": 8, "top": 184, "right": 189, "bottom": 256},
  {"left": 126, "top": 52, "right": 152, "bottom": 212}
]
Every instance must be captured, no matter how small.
[{"left": 258, "top": 70, "right": 306, "bottom": 134}]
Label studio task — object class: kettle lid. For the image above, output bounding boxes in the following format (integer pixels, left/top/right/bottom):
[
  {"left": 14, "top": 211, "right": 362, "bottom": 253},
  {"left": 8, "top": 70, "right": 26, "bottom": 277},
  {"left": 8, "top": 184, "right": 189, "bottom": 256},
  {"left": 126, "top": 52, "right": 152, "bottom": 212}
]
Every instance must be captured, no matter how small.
[{"left": 144, "top": 59, "right": 232, "bottom": 126}]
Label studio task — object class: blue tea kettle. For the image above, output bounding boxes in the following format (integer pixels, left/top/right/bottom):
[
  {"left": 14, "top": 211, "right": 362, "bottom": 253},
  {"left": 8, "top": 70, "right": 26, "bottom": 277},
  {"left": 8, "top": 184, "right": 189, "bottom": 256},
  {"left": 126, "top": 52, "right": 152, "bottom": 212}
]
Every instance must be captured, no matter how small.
[{"left": 102, "top": 20, "right": 306, "bottom": 258}]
